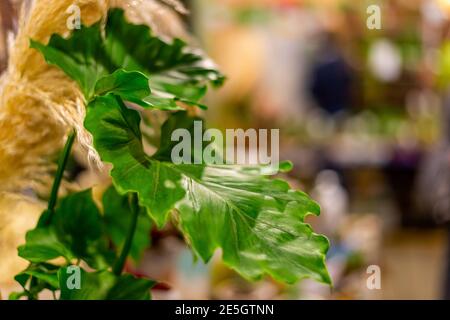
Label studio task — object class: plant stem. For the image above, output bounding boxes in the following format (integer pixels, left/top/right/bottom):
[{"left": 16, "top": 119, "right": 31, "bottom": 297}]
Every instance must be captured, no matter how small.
[
  {"left": 113, "top": 193, "right": 139, "bottom": 276},
  {"left": 46, "top": 130, "right": 76, "bottom": 224}
]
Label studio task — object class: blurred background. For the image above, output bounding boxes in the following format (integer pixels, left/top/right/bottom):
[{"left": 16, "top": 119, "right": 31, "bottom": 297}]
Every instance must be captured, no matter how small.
[{"left": 2, "top": 0, "right": 450, "bottom": 300}]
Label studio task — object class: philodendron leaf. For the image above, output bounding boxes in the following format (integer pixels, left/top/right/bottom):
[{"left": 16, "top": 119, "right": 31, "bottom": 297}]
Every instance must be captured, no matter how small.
[
  {"left": 176, "top": 167, "right": 330, "bottom": 284},
  {"left": 31, "top": 8, "right": 223, "bottom": 107},
  {"left": 58, "top": 267, "right": 155, "bottom": 300},
  {"left": 85, "top": 95, "right": 331, "bottom": 285},
  {"left": 18, "top": 190, "right": 113, "bottom": 269},
  {"left": 103, "top": 186, "right": 152, "bottom": 262}
]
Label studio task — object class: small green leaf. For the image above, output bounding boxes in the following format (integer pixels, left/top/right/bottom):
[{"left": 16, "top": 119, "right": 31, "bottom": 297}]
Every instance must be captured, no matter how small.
[
  {"left": 10, "top": 264, "right": 61, "bottom": 300},
  {"left": 103, "top": 186, "right": 152, "bottom": 262},
  {"left": 58, "top": 267, "right": 155, "bottom": 300},
  {"left": 94, "top": 70, "right": 152, "bottom": 107},
  {"left": 17, "top": 263, "right": 60, "bottom": 290},
  {"left": 19, "top": 190, "right": 113, "bottom": 269},
  {"left": 31, "top": 7, "right": 330, "bottom": 287},
  {"left": 94, "top": 70, "right": 183, "bottom": 110},
  {"left": 18, "top": 227, "right": 74, "bottom": 263},
  {"left": 105, "top": 9, "right": 224, "bottom": 107}
]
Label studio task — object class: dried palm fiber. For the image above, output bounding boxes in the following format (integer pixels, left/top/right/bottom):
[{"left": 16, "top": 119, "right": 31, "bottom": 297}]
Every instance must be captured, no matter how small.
[
  {"left": 0, "top": 193, "right": 45, "bottom": 285},
  {"left": 0, "top": 0, "right": 109, "bottom": 194}
]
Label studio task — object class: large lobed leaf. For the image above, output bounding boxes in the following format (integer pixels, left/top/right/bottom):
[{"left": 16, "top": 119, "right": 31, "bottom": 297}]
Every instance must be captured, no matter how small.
[
  {"left": 9, "top": 263, "right": 60, "bottom": 300},
  {"left": 85, "top": 95, "right": 331, "bottom": 284},
  {"left": 31, "top": 7, "right": 331, "bottom": 285}
]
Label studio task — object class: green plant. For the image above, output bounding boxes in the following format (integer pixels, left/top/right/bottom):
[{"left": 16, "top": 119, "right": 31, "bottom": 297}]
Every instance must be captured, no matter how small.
[{"left": 10, "top": 8, "right": 330, "bottom": 300}]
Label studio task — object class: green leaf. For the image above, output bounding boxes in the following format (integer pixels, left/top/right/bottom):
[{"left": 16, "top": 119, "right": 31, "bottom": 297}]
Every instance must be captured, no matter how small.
[
  {"left": 17, "top": 263, "right": 60, "bottom": 290},
  {"left": 10, "top": 263, "right": 61, "bottom": 300},
  {"left": 18, "top": 190, "right": 113, "bottom": 269},
  {"left": 52, "top": 189, "right": 113, "bottom": 268},
  {"left": 103, "top": 186, "right": 152, "bottom": 262},
  {"left": 53, "top": 190, "right": 102, "bottom": 251},
  {"left": 176, "top": 167, "right": 330, "bottom": 284},
  {"left": 103, "top": 274, "right": 155, "bottom": 300},
  {"left": 31, "top": 8, "right": 223, "bottom": 107},
  {"left": 85, "top": 95, "right": 331, "bottom": 284},
  {"left": 14, "top": 273, "right": 30, "bottom": 288},
  {"left": 95, "top": 69, "right": 151, "bottom": 106},
  {"left": 58, "top": 267, "right": 155, "bottom": 300},
  {"left": 9, "top": 274, "right": 33, "bottom": 300},
  {"left": 18, "top": 227, "right": 74, "bottom": 263}
]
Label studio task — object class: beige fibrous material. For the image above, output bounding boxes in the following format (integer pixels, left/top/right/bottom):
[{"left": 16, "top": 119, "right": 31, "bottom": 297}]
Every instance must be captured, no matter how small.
[
  {"left": 0, "top": 192, "right": 45, "bottom": 285},
  {"left": 0, "top": 0, "right": 109, "bottom": 194}
]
